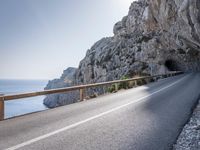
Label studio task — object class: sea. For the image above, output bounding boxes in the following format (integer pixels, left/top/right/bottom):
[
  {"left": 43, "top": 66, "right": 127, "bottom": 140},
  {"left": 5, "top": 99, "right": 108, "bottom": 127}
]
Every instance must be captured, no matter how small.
[{"left": 0, "top": 79, "right": 48, "bottom": 119}]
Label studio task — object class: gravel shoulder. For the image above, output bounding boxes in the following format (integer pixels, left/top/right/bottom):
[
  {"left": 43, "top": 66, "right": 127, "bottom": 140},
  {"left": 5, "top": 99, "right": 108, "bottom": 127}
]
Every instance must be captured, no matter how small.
[{"left": 173, "top": 100, "right": 200, "bottom": 150}]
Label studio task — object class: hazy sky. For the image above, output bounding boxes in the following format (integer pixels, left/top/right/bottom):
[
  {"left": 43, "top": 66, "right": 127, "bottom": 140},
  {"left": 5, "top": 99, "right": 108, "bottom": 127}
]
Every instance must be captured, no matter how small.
[{"left": 0, "top": 0, "right": 134, "bottom": 80}]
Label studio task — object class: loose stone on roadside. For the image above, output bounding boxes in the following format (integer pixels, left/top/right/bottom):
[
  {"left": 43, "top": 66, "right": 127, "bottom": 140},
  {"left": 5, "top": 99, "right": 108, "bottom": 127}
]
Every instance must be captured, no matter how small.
[{"left": 173, "top": 100, "right": 200, "bottom": 150}]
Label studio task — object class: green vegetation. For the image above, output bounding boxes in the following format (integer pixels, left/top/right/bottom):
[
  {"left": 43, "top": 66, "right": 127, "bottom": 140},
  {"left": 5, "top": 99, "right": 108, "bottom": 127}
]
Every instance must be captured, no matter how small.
[
  {"left": 119, "top": 75, "right": 129, "bottom": 89},
  {"left": 107, "top": 84, "right": 116, "bottom": 93},
  {"left": 107, "top": 73, "right": 152, "bottom": 93},
  {"left": 107, "top": 75, "right": 132, "bottom": 93}
]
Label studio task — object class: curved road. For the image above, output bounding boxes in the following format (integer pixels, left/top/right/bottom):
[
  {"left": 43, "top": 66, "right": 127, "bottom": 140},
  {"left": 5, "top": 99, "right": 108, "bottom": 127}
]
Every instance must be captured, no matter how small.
[{"left": 0, "top": 73, "right": 200, "bottom": 150}]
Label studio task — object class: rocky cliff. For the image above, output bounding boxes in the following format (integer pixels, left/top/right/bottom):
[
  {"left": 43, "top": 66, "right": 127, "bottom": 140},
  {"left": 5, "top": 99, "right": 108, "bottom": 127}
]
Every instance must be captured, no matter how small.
[
  {"left": 44, "top": 0, "right": 200, "bottom": 108},
  {"left": 44, "top": 67, "right": 79, "bottom": 108}
]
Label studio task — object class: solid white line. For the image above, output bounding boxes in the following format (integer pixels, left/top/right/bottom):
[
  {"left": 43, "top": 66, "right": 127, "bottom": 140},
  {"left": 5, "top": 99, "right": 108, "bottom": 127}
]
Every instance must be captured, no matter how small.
[{"left": 6, "top": 75, "right": 187, "bottom": 150}]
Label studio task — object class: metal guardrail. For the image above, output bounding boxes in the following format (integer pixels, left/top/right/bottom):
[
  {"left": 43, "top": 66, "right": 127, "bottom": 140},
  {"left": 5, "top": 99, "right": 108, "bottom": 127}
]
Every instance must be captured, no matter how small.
[{"left": 0, "top": 71, "right": 183, "bottom": 121}]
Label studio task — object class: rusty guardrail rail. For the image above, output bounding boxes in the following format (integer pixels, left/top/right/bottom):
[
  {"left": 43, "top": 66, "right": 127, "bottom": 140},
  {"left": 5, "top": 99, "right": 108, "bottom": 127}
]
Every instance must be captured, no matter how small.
[{"left": 0, "top": 71, "right": 183, "bottom": 121}]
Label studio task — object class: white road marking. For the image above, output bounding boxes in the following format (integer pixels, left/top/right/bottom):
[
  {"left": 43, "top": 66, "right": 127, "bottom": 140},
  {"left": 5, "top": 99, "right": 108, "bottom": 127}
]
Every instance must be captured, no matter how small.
[{"left": 6, "top": 75, "right": 187, "bottom": 150}]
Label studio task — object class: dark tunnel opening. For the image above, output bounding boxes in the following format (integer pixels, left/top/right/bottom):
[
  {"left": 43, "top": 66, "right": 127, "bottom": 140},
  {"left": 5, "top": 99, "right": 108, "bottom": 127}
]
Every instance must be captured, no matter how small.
[{"left": 165, "top": 59, "right": 180, "bottom": 71}]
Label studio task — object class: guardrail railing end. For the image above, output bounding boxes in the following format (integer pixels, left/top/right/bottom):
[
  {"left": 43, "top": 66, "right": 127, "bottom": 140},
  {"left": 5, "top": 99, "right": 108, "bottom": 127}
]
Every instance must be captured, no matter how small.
[{"left": 0, "top": 95, "right": 4, "bottom": 121}]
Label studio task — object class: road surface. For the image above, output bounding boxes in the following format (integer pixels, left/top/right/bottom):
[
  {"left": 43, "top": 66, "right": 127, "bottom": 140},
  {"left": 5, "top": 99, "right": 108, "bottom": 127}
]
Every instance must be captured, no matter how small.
[{"left": 0, "top": 73, "right": 200, "bottom": 150}]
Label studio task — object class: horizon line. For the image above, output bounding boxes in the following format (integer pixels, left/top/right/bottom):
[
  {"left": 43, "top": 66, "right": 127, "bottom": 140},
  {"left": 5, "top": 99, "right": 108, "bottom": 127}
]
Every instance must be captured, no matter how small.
[{"left": 0, "top": 78, "right": 50, "bottom": 81}]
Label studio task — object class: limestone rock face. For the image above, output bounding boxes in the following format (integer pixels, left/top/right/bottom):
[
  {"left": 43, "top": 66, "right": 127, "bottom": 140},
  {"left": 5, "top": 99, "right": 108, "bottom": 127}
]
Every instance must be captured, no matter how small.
[
  {"left": 44, "top": 0, "right": 200, "bottom": 108},
  {"left": 43, "top": 67, "right": 79, "bottom": 108}
]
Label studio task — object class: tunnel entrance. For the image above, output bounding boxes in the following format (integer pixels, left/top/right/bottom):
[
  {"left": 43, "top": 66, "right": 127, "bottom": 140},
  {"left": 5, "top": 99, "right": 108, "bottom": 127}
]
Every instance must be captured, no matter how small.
[{"left": 165, "top": 59, "right": 180, "bottom": 71}]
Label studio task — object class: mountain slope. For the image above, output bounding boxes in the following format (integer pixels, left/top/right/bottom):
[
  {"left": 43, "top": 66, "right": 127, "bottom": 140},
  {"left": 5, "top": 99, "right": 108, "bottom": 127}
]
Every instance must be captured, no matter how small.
[{"left": 44, "top": 0, "right": 200, "bottom": 108}]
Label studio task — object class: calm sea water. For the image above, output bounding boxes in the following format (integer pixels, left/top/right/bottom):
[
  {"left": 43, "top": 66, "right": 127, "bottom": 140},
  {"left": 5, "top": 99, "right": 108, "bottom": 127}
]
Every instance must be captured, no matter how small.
[{"left": 0, "top": 79, "right": 48, "bottom": 119}]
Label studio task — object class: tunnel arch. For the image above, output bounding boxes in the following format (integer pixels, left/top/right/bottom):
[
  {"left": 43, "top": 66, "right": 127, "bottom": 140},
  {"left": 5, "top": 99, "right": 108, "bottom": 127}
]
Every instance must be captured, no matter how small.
[{"left": 165, "top": 59, "right": 181, "bottom": 71}]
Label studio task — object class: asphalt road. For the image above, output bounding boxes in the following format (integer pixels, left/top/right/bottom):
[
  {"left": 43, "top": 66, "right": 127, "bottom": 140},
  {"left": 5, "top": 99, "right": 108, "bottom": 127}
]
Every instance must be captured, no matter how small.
[{"left": 0, "top": 73, "right": 200, "bottom": 150}]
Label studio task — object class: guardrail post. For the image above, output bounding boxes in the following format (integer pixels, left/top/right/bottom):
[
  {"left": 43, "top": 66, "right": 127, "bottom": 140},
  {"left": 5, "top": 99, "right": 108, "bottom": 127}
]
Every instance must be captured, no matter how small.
[
  {"left": 80, "top": 88, "right": 85, "bottom": 101},
  {"left": 135, "top": 80, "right": 137, "bottom": 86},
  {"left": 0, "top": 95, "right": 4, "bottom": 121},
  {"left": 115, "top": 83, "right": 118, "bottom": 92},
  {"left": 145, "top": 78, "right": 149, "bottom": 84}
]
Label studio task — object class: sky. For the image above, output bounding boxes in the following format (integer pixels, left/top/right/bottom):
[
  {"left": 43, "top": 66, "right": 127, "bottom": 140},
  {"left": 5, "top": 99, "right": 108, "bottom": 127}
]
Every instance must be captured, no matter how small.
[{"left": 0, "top": 0, "right": 135, "bottom": 80}]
